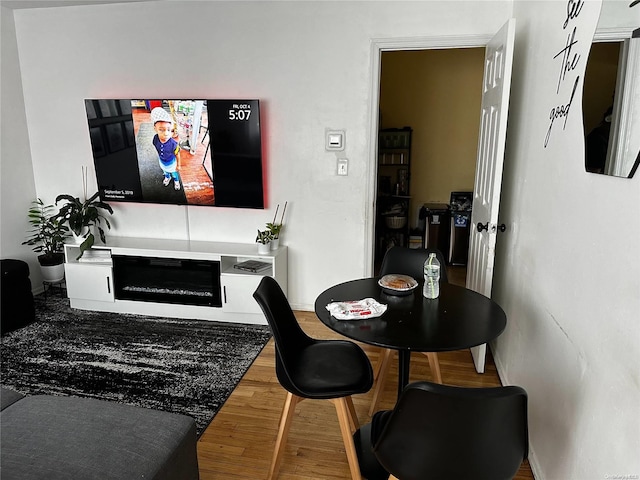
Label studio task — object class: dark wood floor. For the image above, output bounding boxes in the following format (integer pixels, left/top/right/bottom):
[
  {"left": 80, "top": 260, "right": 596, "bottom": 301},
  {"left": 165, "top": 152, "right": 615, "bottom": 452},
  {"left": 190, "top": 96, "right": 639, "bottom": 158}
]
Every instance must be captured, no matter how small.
[{"left": 196, "top": 304, "right": 534, "bottom": 479}]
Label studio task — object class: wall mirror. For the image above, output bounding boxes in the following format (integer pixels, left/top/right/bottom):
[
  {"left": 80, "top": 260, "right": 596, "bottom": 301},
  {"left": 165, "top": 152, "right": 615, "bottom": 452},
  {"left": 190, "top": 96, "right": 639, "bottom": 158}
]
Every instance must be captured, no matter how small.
[{"left": 583, "top": 3, "right": 639, "bottom": 178}]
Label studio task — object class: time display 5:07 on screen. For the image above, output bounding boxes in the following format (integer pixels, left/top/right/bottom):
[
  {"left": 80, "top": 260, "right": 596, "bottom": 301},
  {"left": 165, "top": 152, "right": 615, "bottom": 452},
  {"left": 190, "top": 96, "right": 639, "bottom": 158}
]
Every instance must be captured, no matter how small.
[{"left": 228, "top": 103, "right": 252, "bottom": 121}]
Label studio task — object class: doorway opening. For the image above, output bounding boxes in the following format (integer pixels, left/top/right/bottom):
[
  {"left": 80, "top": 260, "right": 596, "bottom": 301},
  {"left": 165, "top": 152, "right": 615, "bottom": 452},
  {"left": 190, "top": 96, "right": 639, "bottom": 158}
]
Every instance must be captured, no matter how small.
[{"left": 373, "top": 46, "right": 486, "bottom": 287}]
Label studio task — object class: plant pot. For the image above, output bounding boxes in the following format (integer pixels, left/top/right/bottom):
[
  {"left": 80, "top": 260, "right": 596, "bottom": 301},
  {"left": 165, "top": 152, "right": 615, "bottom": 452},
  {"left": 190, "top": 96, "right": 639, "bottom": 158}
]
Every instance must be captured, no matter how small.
[
  {"left": 270, "top": 238, "right": 280, "bottom": 250},
  {"left": 257, "top": 242, "right": 270, "bottom": 255},
  {"left": 38, "top": 253, "right": 65, "bottom": 283},
  {"left": 72, "top": 226, "right": 91, "bottom": 244}
]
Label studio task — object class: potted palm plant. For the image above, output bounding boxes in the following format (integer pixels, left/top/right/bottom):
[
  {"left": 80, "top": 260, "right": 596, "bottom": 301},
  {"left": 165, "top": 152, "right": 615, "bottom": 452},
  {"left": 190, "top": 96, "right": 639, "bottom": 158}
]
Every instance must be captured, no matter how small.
[{"left": 22, "top": 198, "right": 70, "bottom": 282}]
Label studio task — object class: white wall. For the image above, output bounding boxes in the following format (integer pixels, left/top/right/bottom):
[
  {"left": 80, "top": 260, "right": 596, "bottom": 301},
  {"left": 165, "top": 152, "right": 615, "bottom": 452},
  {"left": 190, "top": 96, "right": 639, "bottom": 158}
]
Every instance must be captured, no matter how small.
[
  {"left": 494, "top": 1, "right": 640, "bottom": 479},
  {"left": 9, "top": 0, "right": 510, "bottom": 309},
  {"left": 0, "top": 6, "right": 41, "bottom": 287}
]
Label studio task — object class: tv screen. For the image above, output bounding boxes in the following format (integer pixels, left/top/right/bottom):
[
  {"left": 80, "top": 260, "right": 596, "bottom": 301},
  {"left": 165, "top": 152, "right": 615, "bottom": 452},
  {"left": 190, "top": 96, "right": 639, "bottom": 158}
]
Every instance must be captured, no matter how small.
[{"left": 84, "top": 99, "right": 264, "bottom": 208}]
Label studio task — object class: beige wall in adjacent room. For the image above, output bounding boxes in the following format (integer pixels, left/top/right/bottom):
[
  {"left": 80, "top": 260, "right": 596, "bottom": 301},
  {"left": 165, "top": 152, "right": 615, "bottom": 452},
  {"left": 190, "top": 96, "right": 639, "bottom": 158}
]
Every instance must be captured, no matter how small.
[{"left": 379, "top": 48, "right": 485, "bottom": 225}]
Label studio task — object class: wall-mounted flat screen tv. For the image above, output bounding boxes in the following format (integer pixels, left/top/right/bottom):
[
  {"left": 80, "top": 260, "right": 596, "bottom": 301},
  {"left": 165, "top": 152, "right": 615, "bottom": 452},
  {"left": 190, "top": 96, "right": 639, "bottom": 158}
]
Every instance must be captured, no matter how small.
[{"left": 84, "top": 99, "right": 264, "bottom": 208}]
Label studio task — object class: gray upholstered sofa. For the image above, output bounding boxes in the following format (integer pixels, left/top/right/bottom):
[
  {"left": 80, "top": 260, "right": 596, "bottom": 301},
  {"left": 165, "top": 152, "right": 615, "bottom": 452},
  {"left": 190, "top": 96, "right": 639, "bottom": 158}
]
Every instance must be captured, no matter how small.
[{"left": 0, "top": 388, "right": 199, "bottom": 480}]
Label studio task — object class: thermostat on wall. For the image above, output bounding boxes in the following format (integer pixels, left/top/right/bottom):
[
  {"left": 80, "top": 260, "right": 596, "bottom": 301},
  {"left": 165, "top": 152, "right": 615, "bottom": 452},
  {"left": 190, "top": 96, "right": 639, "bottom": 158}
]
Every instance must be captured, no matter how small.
[{"left": 326, "top": 129, "right": 345, "bottom": 151}]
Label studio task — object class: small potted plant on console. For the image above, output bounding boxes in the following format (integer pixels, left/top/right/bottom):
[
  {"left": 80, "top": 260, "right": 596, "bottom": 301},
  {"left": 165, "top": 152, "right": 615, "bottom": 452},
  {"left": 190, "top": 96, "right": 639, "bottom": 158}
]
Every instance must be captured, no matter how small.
[
  {"left": 255, "top": 229, "right": 273, "bottom": 255},
  {"left": 23, "top": 198, "right": 69, "bottom": 282},
  {"left": 266, "top": 201, "right": 287, "bottom": 250}
]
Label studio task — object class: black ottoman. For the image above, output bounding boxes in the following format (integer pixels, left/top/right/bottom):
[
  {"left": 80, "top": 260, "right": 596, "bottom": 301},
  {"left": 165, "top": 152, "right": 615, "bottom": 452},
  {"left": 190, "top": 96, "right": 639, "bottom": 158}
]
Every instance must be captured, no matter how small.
[{"left": 1, "top": 259, "right": 36, "bottom": 336}]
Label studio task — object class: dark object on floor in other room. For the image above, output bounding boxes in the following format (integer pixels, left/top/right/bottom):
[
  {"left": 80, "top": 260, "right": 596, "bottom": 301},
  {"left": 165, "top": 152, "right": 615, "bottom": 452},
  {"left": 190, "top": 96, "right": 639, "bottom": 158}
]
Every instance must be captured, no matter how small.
[
  {"left": 253, "top": 276, "right": 374, "bottom": 480},
  {"left": 354, "top": 380, "right": 529, "bottom": 480},
  {"left": 1, "top": 259, "right": 35, "bottom": 336}
]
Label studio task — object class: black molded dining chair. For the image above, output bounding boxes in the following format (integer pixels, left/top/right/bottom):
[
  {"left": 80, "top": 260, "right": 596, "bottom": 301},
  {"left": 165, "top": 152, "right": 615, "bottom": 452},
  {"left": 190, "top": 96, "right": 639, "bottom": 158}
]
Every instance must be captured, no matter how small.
[
  {"left": 370, "top": 246, "right": 448, "bottom": 415},
  {"left": 379, "top": 246, "right": 449, "bottom": 284},
  {"left": 354, "top": 381, "right": 529, "bottom": 480},
  {"left": 253, "top": 276, "right": 374, "bottom": 480}
]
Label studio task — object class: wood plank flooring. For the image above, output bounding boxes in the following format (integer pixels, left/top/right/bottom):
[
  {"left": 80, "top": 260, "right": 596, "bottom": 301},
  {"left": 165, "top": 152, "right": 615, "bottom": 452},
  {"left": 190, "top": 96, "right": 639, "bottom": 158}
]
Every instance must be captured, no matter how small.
[{"left": 196, "top": 309, "right": 534, "bottom": 479}]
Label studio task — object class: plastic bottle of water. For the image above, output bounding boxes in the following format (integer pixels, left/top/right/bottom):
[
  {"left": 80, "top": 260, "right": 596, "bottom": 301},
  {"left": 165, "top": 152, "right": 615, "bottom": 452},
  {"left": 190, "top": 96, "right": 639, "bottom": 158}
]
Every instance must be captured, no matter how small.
[{"left": 423, "top": 253, "right": 440, "bottom": 299}]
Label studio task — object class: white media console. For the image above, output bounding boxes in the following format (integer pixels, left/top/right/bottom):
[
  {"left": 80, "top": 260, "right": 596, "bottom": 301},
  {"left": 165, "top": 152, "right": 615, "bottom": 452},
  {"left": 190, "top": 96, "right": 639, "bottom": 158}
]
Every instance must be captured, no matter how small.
[{"left": 63, "top": 237, "right": 287, "bottom": 325}]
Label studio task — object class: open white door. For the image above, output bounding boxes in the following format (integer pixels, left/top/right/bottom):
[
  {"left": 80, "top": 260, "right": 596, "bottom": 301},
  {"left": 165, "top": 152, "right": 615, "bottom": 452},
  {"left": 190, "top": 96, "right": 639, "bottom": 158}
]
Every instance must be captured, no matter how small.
[{"left": 466, "top": 18, "right": 516, "bottom": 373}]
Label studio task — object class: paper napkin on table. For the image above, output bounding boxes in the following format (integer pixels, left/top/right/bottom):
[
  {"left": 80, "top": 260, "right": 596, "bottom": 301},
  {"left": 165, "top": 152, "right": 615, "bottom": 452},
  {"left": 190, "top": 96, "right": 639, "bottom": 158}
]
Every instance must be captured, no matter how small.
[{"left": 326, "top": 298, "right": 387, "bottom": 320}]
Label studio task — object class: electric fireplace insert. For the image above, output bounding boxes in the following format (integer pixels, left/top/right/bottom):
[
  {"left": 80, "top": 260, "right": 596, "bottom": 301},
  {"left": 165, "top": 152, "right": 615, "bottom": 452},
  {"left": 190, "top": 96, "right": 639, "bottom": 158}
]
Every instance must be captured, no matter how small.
[{"left": 112, "top": 255, "right": 222, "bottom": 307}]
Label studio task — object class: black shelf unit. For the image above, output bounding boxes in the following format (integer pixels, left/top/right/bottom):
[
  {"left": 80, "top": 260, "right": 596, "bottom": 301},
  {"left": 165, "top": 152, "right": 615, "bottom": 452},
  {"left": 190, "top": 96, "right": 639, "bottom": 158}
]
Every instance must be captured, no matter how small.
[{"left": 375, "top": 127, "right": 412, "bottom": 265}]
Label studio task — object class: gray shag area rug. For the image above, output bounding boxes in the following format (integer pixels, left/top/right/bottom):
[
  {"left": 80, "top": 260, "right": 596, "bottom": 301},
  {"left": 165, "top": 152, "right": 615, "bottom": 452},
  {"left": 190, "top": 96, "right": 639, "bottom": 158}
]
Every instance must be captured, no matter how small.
[{"left": 0, "top": 294, "right": 271, "bottom": 436}]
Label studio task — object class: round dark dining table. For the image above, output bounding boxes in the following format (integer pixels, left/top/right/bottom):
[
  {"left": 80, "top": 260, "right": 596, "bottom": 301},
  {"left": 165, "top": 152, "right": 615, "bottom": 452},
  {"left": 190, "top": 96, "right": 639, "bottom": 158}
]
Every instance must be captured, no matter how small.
[{"left": 314, "top": 278, "right": 507, "bottom": 398}]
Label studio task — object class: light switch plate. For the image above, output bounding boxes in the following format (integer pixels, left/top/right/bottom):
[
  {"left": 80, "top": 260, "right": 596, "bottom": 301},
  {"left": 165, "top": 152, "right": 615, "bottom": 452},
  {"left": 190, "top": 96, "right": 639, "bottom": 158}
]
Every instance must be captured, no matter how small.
[
  {"left": 326, "top": 129, "right": 345, "bottom": 151},
  {"left": 337, "top": 158, "right": 348, "bottom": 176}
]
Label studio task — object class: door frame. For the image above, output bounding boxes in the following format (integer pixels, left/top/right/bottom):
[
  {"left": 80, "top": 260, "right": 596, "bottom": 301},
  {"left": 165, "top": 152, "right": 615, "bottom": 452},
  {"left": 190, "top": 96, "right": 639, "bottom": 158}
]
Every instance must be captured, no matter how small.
[
  {"left": 365, "top": 35, "right": 493, "bottom": 276},
  {"left": 592, "top": 27, "right": 638, "bottom": 177}
]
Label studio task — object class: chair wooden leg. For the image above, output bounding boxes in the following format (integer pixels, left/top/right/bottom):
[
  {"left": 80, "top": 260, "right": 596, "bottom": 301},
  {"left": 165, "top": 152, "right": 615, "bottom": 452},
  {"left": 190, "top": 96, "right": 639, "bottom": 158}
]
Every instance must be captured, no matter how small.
[
  {"left": 344, "top": 395, "right": 360, "bottom": 433},
  {"left": 372, "top": 347, "right": 386, "bottom": 380},
  {"left": 332, "top": 397, "right": 363, "bottom": 480},
  {"left": 369, "top": 348, "right": 393, "bottom": 416},
  {"left": 268, "top": 392, "right": 303, "bottom": 480},
  {"left": 425, "top": 351, "right": 443, "bottom": 383}
]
